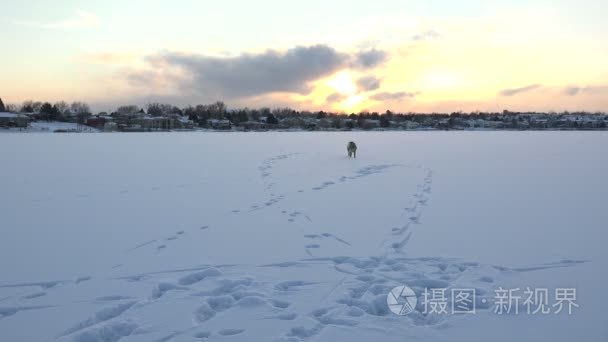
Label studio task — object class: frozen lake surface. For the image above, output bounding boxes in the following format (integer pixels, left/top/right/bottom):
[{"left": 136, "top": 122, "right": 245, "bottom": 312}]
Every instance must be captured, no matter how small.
[{"left": 0, "top": 131, "right": 606, "bottom": 341}]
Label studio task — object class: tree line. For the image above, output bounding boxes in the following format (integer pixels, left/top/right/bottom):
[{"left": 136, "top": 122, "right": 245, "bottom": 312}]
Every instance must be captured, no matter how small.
[{"left": 2, "top": 97, "right": 606, "bottom": 130}]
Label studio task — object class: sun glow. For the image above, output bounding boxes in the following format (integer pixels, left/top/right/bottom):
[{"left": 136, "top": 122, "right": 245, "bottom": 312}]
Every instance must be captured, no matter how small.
[
  {"left": 421, "top": 70, "right": 462, "bottom": 90},
  {"left": 344, "top": 94, "right": 364, "bottom": 109},
  {"left": 327, "top": 70, "right": 357, "bottom": 95}
]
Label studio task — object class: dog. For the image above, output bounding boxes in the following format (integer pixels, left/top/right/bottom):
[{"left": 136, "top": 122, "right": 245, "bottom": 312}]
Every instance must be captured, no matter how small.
[{"left": 347, "top": 141, "right": 357, "bottom": 158}]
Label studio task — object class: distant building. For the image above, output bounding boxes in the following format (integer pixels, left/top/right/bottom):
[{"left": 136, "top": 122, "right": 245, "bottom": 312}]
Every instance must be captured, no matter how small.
[
  {"left": 86, "top": 116, "right": 109, "bottom": 129},
  {"left": 240, "top": 121, "right": 268, "bottom": 130},
  {"left": 360, "top": 119, "right": 381, "bottom": 130},
  {"left": 404, "top": 121, "right": 420, "bottom": 130},
  {"left": 208, "top": 119, "right": 232, "bottom": 130},
  {"left": 0, "top": 112, "right": 30, "bottom": 128},
  {"left": 280, "top": 117, "right": 307, "bottom": 129},
  {"left": 136, "top": 117, "right": 176, "bottom": 130},
  {"left": 103, "top": 122, "right": 118, "bottom": 132},
  {"left": 175, "top": 117, "right": 195, "bottom": 129}
]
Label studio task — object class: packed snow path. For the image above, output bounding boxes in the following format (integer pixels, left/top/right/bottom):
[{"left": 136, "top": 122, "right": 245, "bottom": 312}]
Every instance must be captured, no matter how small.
[{"left": 0, "top": 132, "right": 605, "bottom": 341}]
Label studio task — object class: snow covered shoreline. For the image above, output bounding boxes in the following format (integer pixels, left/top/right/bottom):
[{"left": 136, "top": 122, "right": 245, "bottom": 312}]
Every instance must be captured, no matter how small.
[
  {"left": 2, "top": 120, "right": 607, "bottom": 133},
  {"left": 0, "top": 131, "right": 606, "bottom": 341}
]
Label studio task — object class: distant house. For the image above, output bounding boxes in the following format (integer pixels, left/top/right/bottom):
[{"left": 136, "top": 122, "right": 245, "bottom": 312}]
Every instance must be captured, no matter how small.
[
  {"left": 175, "top": 116, "right": 195, "bottom": 129},
  {"left": 241, "top": 121, "right": 268, "bottom": 130},
  {"left": 136, "top": 116, "right": 176, "bottom": 130},
  {"left": 360, "top": 119, "right": 381, "bottom": 130},
  {"left": 280, "top": 117, "right": 307, "bottom": 129},
  {"left": 0, "top": 112, "right": 30, "bottom": 128},
  {"left": 404, "top": 121, "right": 420, "bottom": 130},
  {"left": 86, "top": 116, "right": 109, "bottom": 129},
  {"left": 208, "top": 119, "right": 232, "bottom": 130},
  {"left": 340, "top": 118, "right": 355, "bottom": 129},
  {"left": 103, "top": 122, "right": 118, "bottom": 132},
  {"left": 530, "top": 118, "right": 549, "bottom": 129},
  {"left": 316, "top": 118, "right": 332, "bottom": 129}
]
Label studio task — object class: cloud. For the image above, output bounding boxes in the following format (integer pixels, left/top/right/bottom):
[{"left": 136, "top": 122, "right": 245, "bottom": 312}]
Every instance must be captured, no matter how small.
[
  {"left": 564, "top": 86, "right": 581, "bottom": 96},
  {"left": 352, "top": 49, "right": 388, "bottom": 69},
  {"left": 499, "top": 84, "right": 541, "bottom": 96},
  {"left": 356, "top": 76, "right": 381, "bottom": 91},
  {"left": 411, "top": 30, "right": 440, "bottom": 41},
  {"left": 127, "top": 45, "right": 350, "bottom": 99},
  {"left": 370, "top": 91, "right": 418, "bottom": 101},
  {"left": 127, "top": 72, "right": 156, "bottom": 86},
  {"left": 11, "top": 10, "right": 99, "bottom": 29},
  {"left": 326, "top": 93, "right": 347, "bottom": 103},
  {"left": 564, "top": 85, "right": 608, "bottom": 96},
  {"left": 126, "top": 45, "right": 392, "bottom": 101}
]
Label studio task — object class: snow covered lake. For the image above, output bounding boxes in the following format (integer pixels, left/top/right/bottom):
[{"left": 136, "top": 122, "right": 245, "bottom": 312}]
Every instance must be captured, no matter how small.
[{"left": 0, "top": 131, "right": 606, "bottom": 341}]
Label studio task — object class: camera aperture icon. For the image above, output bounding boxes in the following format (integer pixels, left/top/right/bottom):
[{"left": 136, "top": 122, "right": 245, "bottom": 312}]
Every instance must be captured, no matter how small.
[{"left": 387, "top": 285, "right": 418, "bottom": 315}]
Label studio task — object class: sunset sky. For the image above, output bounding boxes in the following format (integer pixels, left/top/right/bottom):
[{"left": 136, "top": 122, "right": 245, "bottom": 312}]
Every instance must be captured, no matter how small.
[{"left": 2, "top": 0, "right": 607, "bottom": 113}]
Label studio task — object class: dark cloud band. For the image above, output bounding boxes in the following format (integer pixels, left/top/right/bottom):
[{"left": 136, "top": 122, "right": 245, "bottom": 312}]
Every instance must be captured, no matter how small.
[
  {"left": 499, "top": 84, "right": 540, "bottom": 96},
  {"left": 127, "top": 45, "right": 389, "bottom": 101},
  {"left": 370, "top": 91, "right": 418, "bottom": 101},
  {"left": 357, "top": 76, "right": 381, "bottom": 91}
]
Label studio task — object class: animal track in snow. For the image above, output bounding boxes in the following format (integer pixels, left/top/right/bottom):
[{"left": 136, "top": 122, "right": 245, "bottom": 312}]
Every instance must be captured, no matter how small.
[
  {"left": 321, "top": 233, "right": 351, "bottom": 246},
  {"left": 4, "top": 161, "right": 590, "bottom": 341},
  {"left": 151, "top": 283, "right": 188, "bottom": 299},
  {"left": 311, "top": 164, "right": 402, "bottom": 191},
  {"left": 275, "top": 281, "right": 317, "bottom": 291},
  {"left": 0, "top": 280, "right": 63, "bottom": 290},
  {"left": 60, "top": 301, "right": 138, "bottom": 337},
  {"left": 178, "top": 268, "right": 222, "bottom": 286},
  {"left": 218, "top": 328, "right": 245, "bottom": 336},
  {"left": 126, "top": 240, "right": 157, "bottom": 252},
  {"left": 258, "top": 154, "right": 299, "bottom": 179},
  {"left": 0, "top": 305, "right": 54, "bottom": 319},
  {"left": 249, "top": 194, "right": 286, "bottom": 212},
  {"left": 74, "top": 276, "right": 92, "bottom": 284},
  {"left": 22, "top": 292, "right": 47, "bottom": 299},
  {"left": 71, "top": 320, "right": 140, "bottom": 342},
  {"left": 193, "top": 331, "right": 212, "bottom": 339},
  {"left": 96, "top": 295, "right": 133, "bottom": 302},
  {"left": 269, "top": 312, "right": 297, "bottom": 320},
  {"left": 302, "top": 233, "right": 350, "bottom": 256},
  {"left": 282, "top": 210, "right": 313, "bottom": 223}
]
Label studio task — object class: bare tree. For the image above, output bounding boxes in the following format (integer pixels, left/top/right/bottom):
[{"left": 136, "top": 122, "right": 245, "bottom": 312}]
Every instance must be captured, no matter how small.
[
  {"left": 71, "top": 102, "right": 91, "bottom": 124},
  {"left": 21, "top": 100, "right": 34, "bottom": 112},
  {"left": 116, "top": 105, "right": 140, "bottom": 115},
  {"left": 6, "top": 104, "right": 18, "bottom": 112},
  {"left": 32, "top": 101, "right": 43, "bottom": 113},
  {"left": 146, "top": 103, "right": 164, "bottom": 116},
  {"left": 146, "top": 103, "right": 174, "bottom": 116},
  {"left": 54, "top": 101, "right": 69, "bottom": 115},
  {"left": 71, "top": 102, "right": 91, "bottom": 115},
  {"left": 208, "top": 101, "right": 227, "bottom": 119}
]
